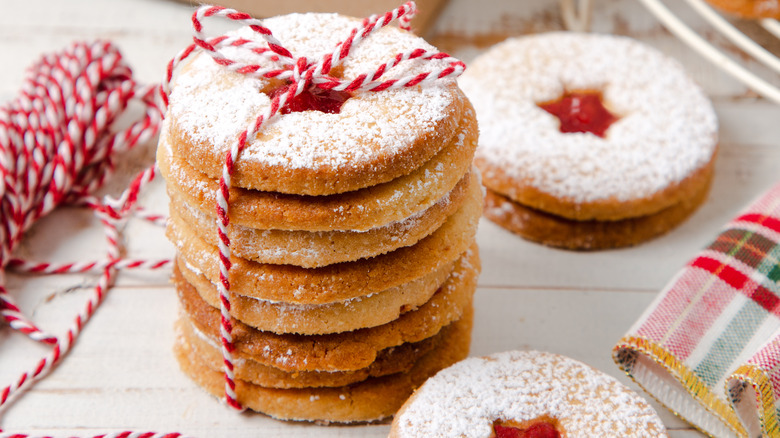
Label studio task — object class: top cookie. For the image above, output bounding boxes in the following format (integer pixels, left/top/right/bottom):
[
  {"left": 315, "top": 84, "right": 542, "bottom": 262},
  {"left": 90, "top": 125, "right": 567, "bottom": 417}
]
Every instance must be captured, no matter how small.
[
  {"left": 459, "top": 32, "right": 718, "bottom": 221},
  {"left": 167, "top": 12, "right": 468, "bottom": 196}
]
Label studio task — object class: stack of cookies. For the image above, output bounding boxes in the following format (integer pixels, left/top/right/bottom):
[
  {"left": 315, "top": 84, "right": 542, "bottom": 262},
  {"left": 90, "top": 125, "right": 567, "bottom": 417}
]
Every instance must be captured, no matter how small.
[{"left": 157, "top": 12, "right": 481, "bottom": 422}]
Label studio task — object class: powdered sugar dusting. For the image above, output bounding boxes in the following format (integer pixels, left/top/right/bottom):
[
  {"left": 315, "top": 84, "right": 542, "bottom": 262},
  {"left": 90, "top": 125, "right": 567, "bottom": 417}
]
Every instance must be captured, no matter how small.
[
  {"left": 393, "top": 351, "right": 667, "bottom": 437},
  {"left": 459, "top": 32, "right": 717, "bottom": 203},
  {"left": 158, "top": 122, "right": 209, "bottom": 195},
  {"left": 168, "top": 13, "right": 457, "bottom": 173}
]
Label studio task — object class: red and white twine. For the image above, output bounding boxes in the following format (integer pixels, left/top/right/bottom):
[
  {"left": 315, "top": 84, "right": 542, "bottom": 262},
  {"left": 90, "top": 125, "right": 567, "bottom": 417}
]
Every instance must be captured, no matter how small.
[
  {"left": 0, "top": 40, "right": 170, "bottom": 434},
  {"left": 0, "top": 1, "right": 465, "bottom": 435}
]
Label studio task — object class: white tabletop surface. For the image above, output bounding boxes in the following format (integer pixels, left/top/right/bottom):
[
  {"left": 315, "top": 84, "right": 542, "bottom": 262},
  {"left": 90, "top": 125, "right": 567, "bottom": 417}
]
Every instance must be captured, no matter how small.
[{"left": 2, "top": 0, "right": 779, "bottom": 437}]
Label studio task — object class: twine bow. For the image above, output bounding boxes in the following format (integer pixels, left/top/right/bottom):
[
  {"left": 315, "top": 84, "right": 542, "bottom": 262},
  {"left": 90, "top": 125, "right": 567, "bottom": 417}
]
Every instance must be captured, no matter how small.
[{"left": 161, "top": 1, "right": 466, "bottom": 410}]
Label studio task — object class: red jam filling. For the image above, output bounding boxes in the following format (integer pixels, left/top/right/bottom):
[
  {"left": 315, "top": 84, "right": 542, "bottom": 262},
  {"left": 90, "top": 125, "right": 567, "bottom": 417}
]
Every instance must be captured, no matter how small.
[
  {"left": 494, "top": 422, "right": 561, "bottom": 438},
  {"left": 268, "top": 84, "right": 351, "bottom": 115},
  {"left": 538, "top": 91, "right": 618, "bottom": 138}
]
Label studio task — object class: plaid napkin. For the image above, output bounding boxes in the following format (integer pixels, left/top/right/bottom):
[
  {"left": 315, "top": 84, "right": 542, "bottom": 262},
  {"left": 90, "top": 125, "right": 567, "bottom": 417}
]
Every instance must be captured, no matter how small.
[{"left": 614, "top": 181, "right": 780, "bottom": 438}]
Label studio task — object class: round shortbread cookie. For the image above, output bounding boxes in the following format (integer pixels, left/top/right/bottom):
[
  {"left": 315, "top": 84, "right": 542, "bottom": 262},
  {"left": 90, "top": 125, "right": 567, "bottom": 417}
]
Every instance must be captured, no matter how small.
[
  {"left": 459, "top": 32, "right": 718, "bottom": 222},
  {"left": 704, "top": 0, "right": 780, "bottom": 18},
  {"left": 389, "top": 351, "right": 667, "bottom": 437},
  {"left": 174, "top": 302, "right": 473, "bottom": 423},
  {"left": 156, "top": 105, "right": 477, "bottom": 232},
  {"left": 483, "top": 161, "right": 712, "bottom": 250},
  {"left": 176, "top": 243, "right": 479, "bottom": 372},
  {"left": 166, "top": 13, "right": 467, "bottom": 196},
  {"left": 168, "top": 176, "right": 482, "bottom": 304},
  {"left": 179, "top": 311, "right": 445, "bottom": 389},
  {"left": 176, "top": 254, "right": 454, "bottom": 335},
  {"left": 168, "top": 171, "right": 472, "bottom": 268}
]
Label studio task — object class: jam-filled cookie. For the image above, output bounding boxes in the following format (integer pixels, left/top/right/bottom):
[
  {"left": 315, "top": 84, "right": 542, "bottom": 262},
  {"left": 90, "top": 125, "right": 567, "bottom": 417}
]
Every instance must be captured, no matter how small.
[
  {"left": 390, "top": 351, "right": 668, "bottom": 437},
  {"left": 166, "top": 13, "right": 470, "bottom": 197},
  {"left": 459, "top": 32, "right": 717, "bottom": 250}
]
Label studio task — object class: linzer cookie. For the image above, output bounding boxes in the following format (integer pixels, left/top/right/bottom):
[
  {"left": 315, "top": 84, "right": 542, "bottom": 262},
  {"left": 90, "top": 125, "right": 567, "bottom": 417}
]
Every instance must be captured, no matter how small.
[
  {"left": 167, "top": 171, "right": 472, "bottom": 267},
  {"left": 174, "top": 243, "right": 479, "bottom": 335},
  {"left": 159, "top": 3, "right": 480, "bottom": 422},
  {"left": 459, "top": 32, "right": 717, "bottom": 250},
  {"left": 389, "top": 351, "right": 668, "bottom": 437},
  {"left": 176, "top": 256, "right": 455, "bottom": 334},
  {"left": 166, "top": 16, "right": 469, "bottom": 197}
]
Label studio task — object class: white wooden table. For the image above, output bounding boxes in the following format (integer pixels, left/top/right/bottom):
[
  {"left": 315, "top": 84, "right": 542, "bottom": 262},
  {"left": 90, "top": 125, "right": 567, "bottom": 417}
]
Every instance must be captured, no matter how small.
[{"left": 2, "top": 1, "right": 779, "bottom": 437}]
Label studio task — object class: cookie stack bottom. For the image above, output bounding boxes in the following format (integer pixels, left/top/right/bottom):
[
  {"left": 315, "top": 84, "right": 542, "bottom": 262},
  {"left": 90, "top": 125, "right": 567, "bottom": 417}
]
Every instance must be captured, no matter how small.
[{"left": 172, "top": 243, "right": 478, "bottom": 422}]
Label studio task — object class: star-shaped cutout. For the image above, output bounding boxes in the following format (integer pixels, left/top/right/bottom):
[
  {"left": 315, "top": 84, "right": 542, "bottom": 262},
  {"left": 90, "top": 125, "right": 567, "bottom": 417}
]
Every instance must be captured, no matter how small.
[{"left": 538, "top": 90, "right": 618, "bottom": 138}]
